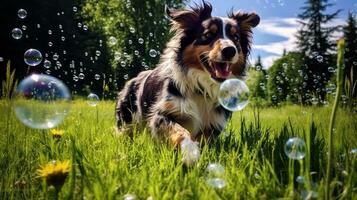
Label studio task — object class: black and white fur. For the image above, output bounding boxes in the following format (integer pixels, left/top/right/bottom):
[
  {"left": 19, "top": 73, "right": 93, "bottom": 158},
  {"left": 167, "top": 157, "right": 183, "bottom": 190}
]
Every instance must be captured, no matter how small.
[{"left": 116, "top": 2, "right": 260, "bottom": 165}]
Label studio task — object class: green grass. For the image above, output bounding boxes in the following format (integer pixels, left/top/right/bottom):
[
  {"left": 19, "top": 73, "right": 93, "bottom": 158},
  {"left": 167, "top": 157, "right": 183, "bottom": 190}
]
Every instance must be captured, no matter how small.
[{"left": 0, "top": 100, "right": 356, "bottom": 199}]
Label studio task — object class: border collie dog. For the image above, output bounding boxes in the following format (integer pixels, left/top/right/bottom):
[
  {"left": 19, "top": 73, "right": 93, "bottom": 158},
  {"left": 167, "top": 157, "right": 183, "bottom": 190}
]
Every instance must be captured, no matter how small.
[{"left": 116, "top": 2, "right": 260, "bottom": 165}]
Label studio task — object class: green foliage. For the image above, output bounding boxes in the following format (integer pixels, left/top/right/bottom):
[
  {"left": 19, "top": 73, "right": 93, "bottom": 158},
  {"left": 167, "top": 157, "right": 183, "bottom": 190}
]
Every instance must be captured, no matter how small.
[
  {"left": 267, "top": 52, "right": 305, "bottom": 105},
  {"left": 296, "top": 0, "right": 340, "bottom": 102},
  {"left": 343, "top": 12, "right": 357, "bottom": 111},
  {"left": 343, "top": 12, "right": 357, "bottom": 91},
  {"left": 1, "top": 61, "right": 18, "bottom": 99},
  {"left": 80, "top": 0, "right": 186, "bottom": 90},
  {"left": 0, "top": 101, "right": 356, "bottom": 199}
]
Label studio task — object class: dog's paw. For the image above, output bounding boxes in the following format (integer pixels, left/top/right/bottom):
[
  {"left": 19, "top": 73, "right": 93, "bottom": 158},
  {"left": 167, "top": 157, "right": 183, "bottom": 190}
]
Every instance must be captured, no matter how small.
[{"left": 180, "top": 137, "right": 201, "bottom": 166}]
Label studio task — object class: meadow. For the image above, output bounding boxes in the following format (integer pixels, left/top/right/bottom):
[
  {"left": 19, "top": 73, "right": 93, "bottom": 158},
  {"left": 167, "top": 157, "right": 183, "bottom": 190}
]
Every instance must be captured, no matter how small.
[{"left": 1, "top": 100, "right": 356, "bottom": 199}]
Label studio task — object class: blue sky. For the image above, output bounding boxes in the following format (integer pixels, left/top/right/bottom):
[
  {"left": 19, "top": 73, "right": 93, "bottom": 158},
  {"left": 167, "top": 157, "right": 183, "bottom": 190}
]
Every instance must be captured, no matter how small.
[{"left": 189, "top": 0, "right": 357, "bottom": 68}]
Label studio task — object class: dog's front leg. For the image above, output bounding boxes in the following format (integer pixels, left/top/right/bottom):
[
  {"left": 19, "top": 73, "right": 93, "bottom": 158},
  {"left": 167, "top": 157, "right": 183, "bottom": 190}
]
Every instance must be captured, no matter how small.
[{"left": 149, "top": 114, "right": 200, "bottom": 166}]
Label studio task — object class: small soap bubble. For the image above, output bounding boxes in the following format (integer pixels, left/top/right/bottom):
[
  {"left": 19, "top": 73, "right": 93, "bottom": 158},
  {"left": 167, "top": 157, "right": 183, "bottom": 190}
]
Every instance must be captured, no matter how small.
[
  {"left": 316, "top": 55, "right": 323, "bottom": 63},
  {"left": 328, "top": 67, "right": 335, "bottom": 73},
  {"left": 351, "top": 148, "right": 357, "bottom": 155},
  {"left": 78, "top": 73, "right": 85, "bottom": 79},
  {"left": 284, "top": 137, "right": 306, "bottom": 160},
  {"left": 22, "top": 25, "right": 27, "bottom": 31},
  {"left": 73, "top": 6, "right": 78, "bottom": 12},
  {"left": 83, "top": 25, "right": 88, "bottom": 31},
  {"left": 206, "top": 163, "right": 225, "bottom": 176},
  {"left": 124, "top": 74, "right": 129, "bottom": 80},
  {"left": 87, "top": 93, "right": 99, "bottom": 107},
  {"left": 24, "top": 49, "right": 42, "bottom": 66},
  {"left": 94, "top": 74, "right": 100, "bottom": 80},
  {"left": 53, "top": 53, "right": 59, "bottom": 60},
  {"left": 206, "top": 178, "right": 226, "bottom": 189},
  {"left": 149, "top": 49, "right": 157, "bottom": 58},
  {"left": 218, "top": 79, "right": 249, "bottom": 111},
  {"left": 43, "top": 60, "right": 51, "bottom": 69},
  {"left": 12, "top": 28, "right": 23, "bottom": 39},
  {"left": 129, "top": 27, "right": 135, "bottom": 33},
  {"left": 109, "top": 36, "right": 117, "bottom": 45},
  {"left": 296, "top": 176, "right": 305, "bottom": 184},
  {"left": 95, "top": 50, "right": 101, "bottom": 57},
  {"left": 48, "top": 30, "right": 52, "bottom": 35},
  {"left": 18, "top": 9, "right": 27, "bottom": 19},
  {"left": 14, "top": 74, "right": 71, "bottom": 129},
  {"left": 138, "top": 38, "right": 144, "bottom": 44},
  {"left": 124, "top": 194, "right": 136, "bottom": 200}
]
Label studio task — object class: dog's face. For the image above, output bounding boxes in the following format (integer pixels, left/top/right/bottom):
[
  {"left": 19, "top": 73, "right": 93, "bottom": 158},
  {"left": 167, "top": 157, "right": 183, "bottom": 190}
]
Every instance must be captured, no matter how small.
[{"left": 167, "top": 2, "right": 260, "bottom": 83}]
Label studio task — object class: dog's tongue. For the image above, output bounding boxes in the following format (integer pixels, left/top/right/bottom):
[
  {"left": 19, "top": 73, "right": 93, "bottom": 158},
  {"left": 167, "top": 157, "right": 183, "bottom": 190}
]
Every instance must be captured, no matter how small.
[{"left": 213, "top": 62, "right": 231, "bottom": 79}]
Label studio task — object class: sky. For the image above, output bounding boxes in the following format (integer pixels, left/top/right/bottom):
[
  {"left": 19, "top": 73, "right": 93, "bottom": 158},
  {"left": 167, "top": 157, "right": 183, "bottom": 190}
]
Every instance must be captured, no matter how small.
[{"left": 189, "top": 0, "right": 357, "bottom": 68}]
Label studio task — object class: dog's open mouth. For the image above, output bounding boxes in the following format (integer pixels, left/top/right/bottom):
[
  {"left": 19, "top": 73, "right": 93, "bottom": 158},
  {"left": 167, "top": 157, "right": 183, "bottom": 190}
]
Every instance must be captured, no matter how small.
[{"left": 200, "top": 55, "right": 232, "bottom": 82}]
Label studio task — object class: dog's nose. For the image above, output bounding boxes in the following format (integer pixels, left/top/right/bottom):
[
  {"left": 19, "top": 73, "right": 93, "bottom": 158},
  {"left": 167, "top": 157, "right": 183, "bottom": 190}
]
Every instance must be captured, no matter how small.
[{"left": 221, "top": 46, "right": 236, "bottom": 60}]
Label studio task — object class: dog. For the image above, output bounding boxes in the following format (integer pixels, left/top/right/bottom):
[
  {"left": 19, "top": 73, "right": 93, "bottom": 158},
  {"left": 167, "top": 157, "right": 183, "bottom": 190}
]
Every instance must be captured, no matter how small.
[{"left": 115, "top": 1, "right": 260, "bottom": 165}]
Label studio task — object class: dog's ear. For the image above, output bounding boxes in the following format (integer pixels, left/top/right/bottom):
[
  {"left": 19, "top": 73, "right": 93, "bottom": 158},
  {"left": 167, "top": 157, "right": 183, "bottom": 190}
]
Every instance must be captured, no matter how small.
[
  {"left": 165, "top": 2, "right": 212, "bottom": 29},
  {"left": 231, "top": 12, "right": 260, "bottom": 28}
]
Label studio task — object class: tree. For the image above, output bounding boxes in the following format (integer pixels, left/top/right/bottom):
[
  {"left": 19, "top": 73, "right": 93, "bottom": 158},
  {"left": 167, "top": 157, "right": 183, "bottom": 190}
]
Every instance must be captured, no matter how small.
[
  {"left": 267, "top": 52, "right": 305, "bottom": 105},
  {"left": 343, "top": 12, "right": 357, "bottom": 98},
  {"left": 296, "top": 0, "right": 340, "bottom": 103},
  {"left": 81, "top": 0, "right": 186, "bottom": 91},
  {"left": 247, "top": 56, "right": 267, "bottom": 102},
  {"left": 0, "top": 0, "right": 113, "bottom": 98}
]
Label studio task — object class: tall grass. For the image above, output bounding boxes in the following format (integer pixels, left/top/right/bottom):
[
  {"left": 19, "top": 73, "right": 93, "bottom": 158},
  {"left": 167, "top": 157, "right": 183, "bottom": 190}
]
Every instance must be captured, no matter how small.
[{"left": 0, "top": 100, "right": 356, "bottom": 199}]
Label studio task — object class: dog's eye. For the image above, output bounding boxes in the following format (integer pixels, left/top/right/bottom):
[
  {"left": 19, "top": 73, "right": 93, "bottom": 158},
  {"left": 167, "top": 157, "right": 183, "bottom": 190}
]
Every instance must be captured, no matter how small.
[
  {"left": 232, "top": 34, "right": 239, "bottom": 41},
  {"left": 203, "top": 32, "right": 213, "bottom": 40}
]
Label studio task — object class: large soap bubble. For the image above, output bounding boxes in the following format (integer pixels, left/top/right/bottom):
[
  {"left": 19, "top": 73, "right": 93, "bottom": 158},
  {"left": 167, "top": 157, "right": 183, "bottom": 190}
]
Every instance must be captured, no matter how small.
[
  {"left": 14, "top": 74, "right": 71, "bottom": 129},
  {"left": 218, "top": 79, "right": 249, "bottom": 111}
]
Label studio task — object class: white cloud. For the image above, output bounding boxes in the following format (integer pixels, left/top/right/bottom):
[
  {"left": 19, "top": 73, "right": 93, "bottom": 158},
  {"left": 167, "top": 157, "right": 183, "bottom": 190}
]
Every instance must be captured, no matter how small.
[
  {"left": 253, "top": 17, "right": 299, "bottom": 56},
  {"left": 253, "top": 17, "right": 346, "bottom": 68}
]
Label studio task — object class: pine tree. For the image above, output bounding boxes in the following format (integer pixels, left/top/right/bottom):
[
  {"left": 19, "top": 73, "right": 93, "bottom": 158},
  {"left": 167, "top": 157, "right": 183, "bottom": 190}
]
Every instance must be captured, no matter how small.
[
  {"left": 248, "top": 56, "right": 267, "bottom": 100},
  {"left": 343, "top": 12, "right": 357, "bottom": 94},
  {"left": 296, "top": 0, "right": 340, "bottom": 103}
]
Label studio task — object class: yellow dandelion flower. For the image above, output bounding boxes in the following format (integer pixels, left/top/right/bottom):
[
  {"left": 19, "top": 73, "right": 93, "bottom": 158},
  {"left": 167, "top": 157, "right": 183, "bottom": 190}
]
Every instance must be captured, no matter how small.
[
  {"left": 37, "top": 160, "right": 70, "bottom": 187},
  {"left": 50, "top": 129, "right": 64, "bottom": 139}
]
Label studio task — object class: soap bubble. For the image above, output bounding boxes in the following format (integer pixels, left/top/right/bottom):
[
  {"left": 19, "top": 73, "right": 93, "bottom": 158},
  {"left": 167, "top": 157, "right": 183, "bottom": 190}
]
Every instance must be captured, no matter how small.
[
  {"left": 351, "top": 148, "right": 357, "bottom": 155},
  {"left": 129, "top": 27, "right": 135, "bottom": 33},
  {"left": 109, "top": 36, "right": 117, "bottom": 45},
  {"left": 284, "top": 137, "right": 306, "bottom": 160},
  {"left": 12, "top": 28, "right": 23, "bottom": 39},
  {"left": 53, "top": 53, "right": 59, "bottom": 60},
  {"left": 43, "top": 60, "right": 51, "bottom": 68},
  {"left": 206, "top": 163, "right": 225, "bottom": 176},
  {"left": 24, "top": 49, "right": 43, "bottom": 66},
  {"left": 95, "top": 50, "right": 101, "bottom": 57},
  {"left": 218, "top": 79, "right": 249, "bottom": 111},
  {"left": 328, "top": 67, "right": 335, "bottom": 73},
  {"left": 296, "top": 176, "right": 305, "bottom": 184},
  {"left": 18, "top": 9, "right": 27, "bottom": 19},
  {"left": 13, "top": 74, "right": 71, "bottom": 129},
  {"left": 206, "top": 178, "right": 226, "bottom": 189},
  {"left": 78, "top": 73, "right": 85, "bottom": 79},
  {"left": 149, "top": 49, "right": 157, "bottom": 58},
  {"left": 87, "top": 93, "right": 99, "bottom": 107},
  {"left": 138, "top": 38, "right": 144, "bottom": 44},
  {"left": 316, "top": 55, "right": 323, "bottom": 63},
  {"left": 94, "top": 74, "right": 100, "bottom": 80},
  {"left": 124, "top": 194, "right": 136, "bottom": 200}
]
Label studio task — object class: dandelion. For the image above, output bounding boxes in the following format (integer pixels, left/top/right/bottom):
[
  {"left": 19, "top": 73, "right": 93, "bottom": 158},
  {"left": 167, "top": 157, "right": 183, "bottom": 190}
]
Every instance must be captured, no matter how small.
[
  {"left": 37, "top": 160, "right": 70, "bottom": 188},
  {"left": 50, "top": 129, "right": 64, "bottom": 139}
]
